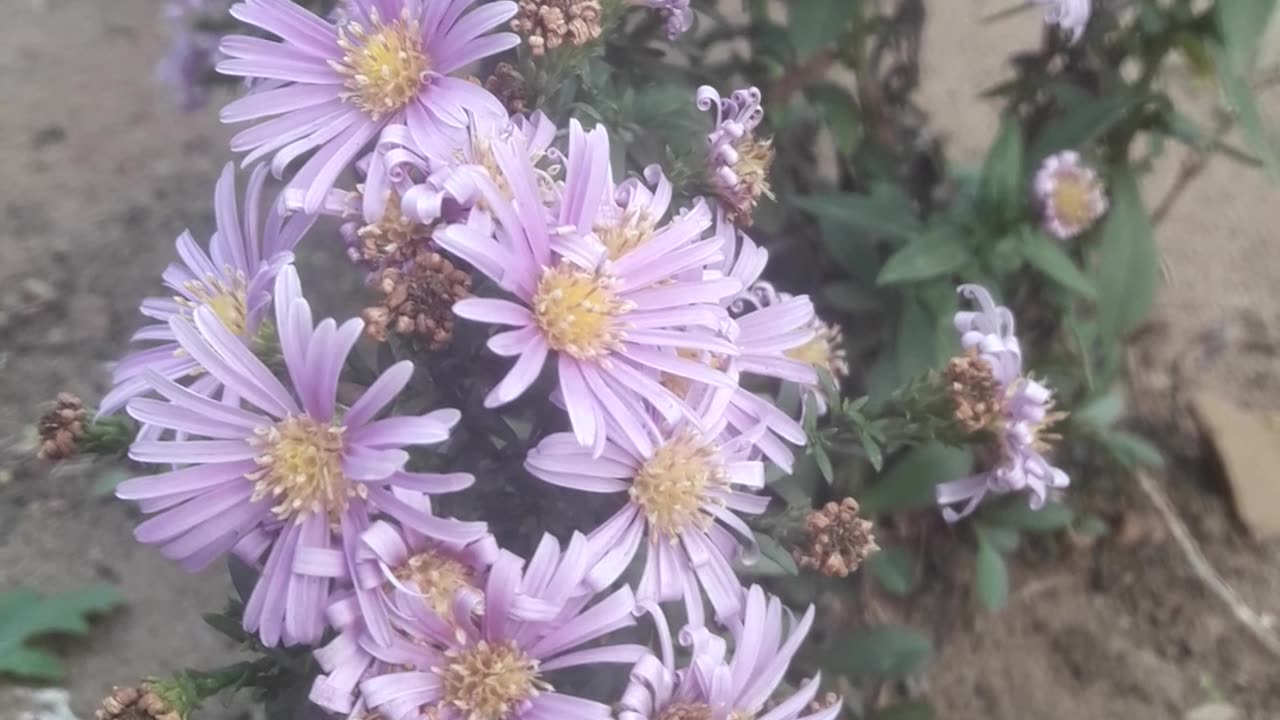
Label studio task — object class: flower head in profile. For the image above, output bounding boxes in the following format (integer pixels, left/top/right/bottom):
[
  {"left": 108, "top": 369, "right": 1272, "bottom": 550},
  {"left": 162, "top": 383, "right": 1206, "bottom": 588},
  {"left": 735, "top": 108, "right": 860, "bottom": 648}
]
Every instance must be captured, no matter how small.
[
  {"left": 1034, "top": 150, "right": 1107, "bottom": 240},
  {"left": 316, "top": 533, "right": 645, "bottom": 720},
  {"left": 630, "top": 0, "right": 693, "bottom": 39},
  {"left": 697, "top": 86, "right": 775, "bottom": 227},
  {"left": 438, "top": 120, "right": 740, "bottom": 455},
  {"left": 115, "top": 267, "right": 485, "bottom": 646},
  {"left": 217, "top": 0, "right": 519, "bottom": 212},
  {"left": 619, "top": 586, "right": 839, "bottom": 720},
  {"left": 935, "top": 284, "right": 1069, "bottom": 522},
  {"left": 525, "top": 399, "right": 768, "bottom": 624},
  {"left": 100, "top": 163, "right": 313, "bottom": 426},
  {"left": 1035, "top": 0, "right": 1091, "bottom": 43}
]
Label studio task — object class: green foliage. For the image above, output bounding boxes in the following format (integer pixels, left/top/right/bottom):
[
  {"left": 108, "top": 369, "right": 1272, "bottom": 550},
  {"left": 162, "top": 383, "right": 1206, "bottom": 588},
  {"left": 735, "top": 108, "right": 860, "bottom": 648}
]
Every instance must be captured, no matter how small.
[
  {"left": 1093, "top": 169, "right": 1158, "bottom": 339},
  {"left": 978, "top": 119, "right": 1026, "bottom": 226},
  {"left": 877, "top": 234, "right": 971, "bottom": 286},
  {"left": 862, "top": 443, "right": 972, "bottom": 515},
  {"left": 789, "top": 0, "right": 860, "bottom": 60},
  {"left": 1018, "top": 226, "right": 1096, "bottom": 298},
  {"left": 820, "top": 624, "right": 933, "bottom": 679},
  {"left": 974, "top": 528, "right": 1010, "bottom": 611},
  {"left": 867, "top": 544, "right": 918, "bottom": 597},
  {"left": 0, "top": 585, "right": 122, "bottom": 680}
]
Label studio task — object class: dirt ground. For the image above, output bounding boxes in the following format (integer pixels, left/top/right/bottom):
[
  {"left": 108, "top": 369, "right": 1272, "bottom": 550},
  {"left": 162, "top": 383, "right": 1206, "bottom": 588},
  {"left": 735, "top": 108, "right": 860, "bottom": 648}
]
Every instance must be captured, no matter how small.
[{"left": 1, "top": 1, "right": 1278, "bottom": 719}]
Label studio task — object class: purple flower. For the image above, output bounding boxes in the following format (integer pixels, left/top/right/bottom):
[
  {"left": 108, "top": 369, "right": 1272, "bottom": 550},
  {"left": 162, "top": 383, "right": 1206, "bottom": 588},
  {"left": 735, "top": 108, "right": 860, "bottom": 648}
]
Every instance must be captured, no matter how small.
[
  {"left": 157, "top": 28, "right": 222, "bottom": 111},
  {"left": 438, "top": 120, "right": 740, "bottom": 455},
  {"left": 697, "top": 86, "right": 775, "bottom": 227},
  {"left": 525, "top": 400, "right": 768, "bottom": 625},
  {"left": 115, "top": 266, "right": 485, "bottom": 646},
  {"left": 318, "top": 532, "right": 646, "bottom": 720},
  {"left": 217, "top": 0, "right": 519, "bottom": 213},
  {"left": 619, "top": 586, "right": 839, "bottom": 720},
  {"left": 99, "top": 163, "right": 312, "bottom": 427},
  {"left": 1034, "top": 0, "right": 1091, "bottom": 43},
  {"left": 935, "top": 284, "right": 1069, "bottom": 522},
  {"left": 1034, "top": 150, "right": 1107, "bottom": 240},
  {"left": 630, "top": 0, "right": 693, "bottom": 40}
]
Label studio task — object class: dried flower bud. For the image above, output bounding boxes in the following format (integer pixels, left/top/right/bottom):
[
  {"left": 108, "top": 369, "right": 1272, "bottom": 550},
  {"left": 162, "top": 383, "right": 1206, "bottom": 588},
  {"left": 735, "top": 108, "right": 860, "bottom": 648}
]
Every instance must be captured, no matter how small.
[
  {"left": 485, "top": 62, "right": 528, "bottom": 115},
  {"left": 363, "top": 251, "right": 471, "bottom": 350},
  {"left": 37, "top": 393, "right": 87, "bottom": 461},
  {"left": 944, "top": 352, "right": 1003, "bottom": 435},
  {"left": 512, "top": 0, "right": 603, "bottom": 56},
  {"left": 794, "top": 498, "right": 878, "bottom": 578},
  {"left": 95, "top": 683, "right": 181, "bottom": 720},
  {"left": 350, "top": 191, "right": 434, "bottom": 268},
  {"left": 807, "top": 692, "right": 841, "bottom": 715}
]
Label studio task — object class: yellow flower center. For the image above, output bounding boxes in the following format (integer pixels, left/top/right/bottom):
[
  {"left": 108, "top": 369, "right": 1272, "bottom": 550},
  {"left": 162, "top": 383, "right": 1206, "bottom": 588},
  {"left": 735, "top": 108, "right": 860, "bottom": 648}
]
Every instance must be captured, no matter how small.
[
  {"left": 531, "top": 263, "right": 631, "bottom": 360},
  {"left": 785, "top": 320, "right": 848, "bottom": 381},
  {"left": 714, "top": 134, "right": 775, "bottom": 224},
  {"left": 394, "top": 550, "right": 478, "bottom": 619},
  {"left": 179, "top": 273, "right": 250, "bottom": 337},
  {"left": 1049, "top": 174, "right": 1098, "bottom": 231},
  {"left": 249, "top": 416, "right": 355, "bottom": 520},
  {"left": 595, "top": 211, "right": 656, "bottom": 261},
  {"left": 439, "top": 640, "right": 547, "bottom": 720},
  {"left": 629, "top": 428, "right": 725, "bottom": 539},
  {"left": 335, "top": 9, "right": 430, "bottom": 120}
]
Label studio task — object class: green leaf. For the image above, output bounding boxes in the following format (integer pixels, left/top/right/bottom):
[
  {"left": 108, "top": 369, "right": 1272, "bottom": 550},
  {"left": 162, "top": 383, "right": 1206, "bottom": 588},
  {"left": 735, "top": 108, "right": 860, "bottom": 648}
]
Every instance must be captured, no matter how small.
[
  {"left": 1019, "top": 226, "right": 1097, "bottom": 298},
  {"left": 1093, "top": 169, "right": 1158, "bottom": 338},
  {"left": 1215, "top": 0, "right": 1278, "bottom": 72},
  {"left": 975, "top": 529, "right": 1009, "bottom": 611},
  {"left": 821, "top": 624, "right": 932, "bottom": 679},
  {"left": 1073, "top": 388, "right": 1126, "bottom": 430},
  {"left": 1212, "top": 42, "right": 1280, "bottom": 182},
  {"left": 1102, "top": 430, "right": 1166, "bottom": 469},
  {"left": 821, "top": 282, "right": 879, "bottom": 312},
  {"left": 982, "top": 499, "right": 1075, "bottom": 532},
  {"left": 0, "top": 585, "right": 122, "bottom": 680},
  {"left": 92, "top": 469, "right": 130, "bottom": 497},
  {"left": 812, "top": 441, "right": 835, "bottom": 484},
  {"left": 808, "top": 84, "right": 862, "bottom": 154},
  {"left": 870, "top": 701, "right": 935, "bottom": 720},
  {"left": 877, "top": 235, "right": 970, "bottom": 286},
  {"left": 894, "top": 296, "right": 939, "bottom": 381},
  {"left": 867, "top": 545, "right": 917, "bottom": 596},
  {"left": 981, "top": 525, "right": 1021, "bottom": 553},
  {"left": 791, "top": 184, "right": 922, "bottom": 241},
  {"left": 1030, "top": 92, "right": 1142, "bottom": 162},
  {"left": 862, "top": 443, "right": 973, "bottom": 514},
  {"left": 789, "top": 0, "right": 859, "bottom": 59},
  {"left": 978, "top": 119, "right": 1025, "bottom": 226}
]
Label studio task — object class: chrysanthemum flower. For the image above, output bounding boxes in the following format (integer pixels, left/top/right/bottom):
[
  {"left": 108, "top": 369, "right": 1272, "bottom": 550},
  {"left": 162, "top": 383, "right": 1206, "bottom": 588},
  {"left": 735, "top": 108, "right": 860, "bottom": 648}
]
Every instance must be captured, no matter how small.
[
  {"left": 525, "top": 398, "right": 767, "bottom": 624},
  {"left": 1034, "top": 150, "right": 1107, "bottom": 240},
  {"left": 935, "top": 284, "right": 1069, "bottom": 522},
  {"left": 629, "top": 0, "right": 693, "bottom": 40},
  {"left": 115, "top": 267, "right": 485, "bottom": 646},
  {"left": 324, "top": 533, "right": 645, "bottom": 720},
  {"left": 217, "top": 0, "right": 519, "bottom": 213},
  {"left": 1034, "top": 0, "right": 1091, "bottom": 43},
  {"left": 438, "top": 120, "right": 739, "bottom": 454},
  {"left": 99, "top": 163, "right": 313, "bottom": 427},
  {"left": 697, "top": 86, "right": 775, "bottom": 227},
  {"left": 619, "top": 586, "right": 839, "bottom": 720}
]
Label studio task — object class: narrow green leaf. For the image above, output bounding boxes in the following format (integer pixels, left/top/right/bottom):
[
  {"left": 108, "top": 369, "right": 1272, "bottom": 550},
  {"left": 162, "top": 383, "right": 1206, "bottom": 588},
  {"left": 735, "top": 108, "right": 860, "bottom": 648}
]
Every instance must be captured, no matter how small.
[
  {"left": 867, "top": 545, "right": 917, "bottom": 596},
  {"left": 862, "top": 443, "right": 973, "bottom": 514},
  {"left": 978, "top": 119, "right": 1025, "bottom": 226},
  {"left": 812, "top": 442, "right": 835, "bottom": 484},
  {"left": 1031, "top": 92, "right": 1142, "bottom": 162},
  {"left": 1215, "top": 0, "right": 1278, "bottom": 72},
  {"left": 894, "top": 296, "right": 939, "bottom": 383},
  {"left": 1073, "top": 388, "right": 1126, "bottom": 430},
  {"left": 983, "top": 499, "right": 1075, "bottom": 532},
  {"left": 791, "top": 185, "right": 922, "bottom": 241},
  {"left": 821, "top": 625, "right": 932, "bottom": 679},
  {"left": 0, "top": 647, "right": 64, "bottom": 681},
  {"left": 789, "top": 0, "right": 859, "bottom": 59},
  {"left": 1212, "top": 43, "right": 1280, "bottom": 181},
  {"left": 877, "top": 236, "right": 969, "bottom": 286},
  {"left": 1019, "top": 226, "right": 1097, "bottom": 298},
  {"left": 859, "top": 431, "right": 885, "bottom": 472},
  {"left": 1093, "top": 169, "right": 1158, "bottom": 338},
  {"left": 1102, "top": 430, "right": 1166, "bottom": 469},
  {"left": 975, "top": 529, "right": 1010, "bottom": 611},
  {"left": 808, "top": 84, "right": 862, "bottom": 154}
]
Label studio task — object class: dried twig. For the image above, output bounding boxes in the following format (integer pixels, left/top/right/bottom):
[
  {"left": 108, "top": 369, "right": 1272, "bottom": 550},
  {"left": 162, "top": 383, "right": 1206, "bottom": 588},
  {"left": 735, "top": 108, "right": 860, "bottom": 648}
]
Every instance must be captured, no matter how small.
[{"left": 1134, "top": 470, "right": 1280, "bottom": 658}]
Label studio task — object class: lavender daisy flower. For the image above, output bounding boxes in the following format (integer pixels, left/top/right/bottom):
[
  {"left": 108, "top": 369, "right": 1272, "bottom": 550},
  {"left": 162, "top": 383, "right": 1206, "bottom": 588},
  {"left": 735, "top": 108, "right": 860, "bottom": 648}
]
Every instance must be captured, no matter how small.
[
  {"left": 935, "top": 284, "right": 1069, "bottom": 522},
  {"left": 697, "top": 86, "right": 775, "bottom": 227},
  {"left": 630, "top": 0, "right": 693, "bottom": 40},
  {"left": 438, "top": 120, "right": 740, "bottom": 455},
  {"left": 336, "top": 534, "right": 645, "bottom": 720},
  {"left": 99, "top": 162, "right": 313, "bottom": 426},
  {"left": 217, "top": 0, "right": 519, "bottom": 213},
  {"left": 619, "top": 586, "right": 839, "bottom": 720},
  {"left": 1034, "top": 150, "right": 1107, "bottom": 240},
  {"left": 115, "top": 266, "right": 485, "bottom": 646},
  {"left": 1034, "top": 0, "right": 1091, "bottom": 43},
  {"left": 525, "top": 400, "right": 768, "bottom": 624}
]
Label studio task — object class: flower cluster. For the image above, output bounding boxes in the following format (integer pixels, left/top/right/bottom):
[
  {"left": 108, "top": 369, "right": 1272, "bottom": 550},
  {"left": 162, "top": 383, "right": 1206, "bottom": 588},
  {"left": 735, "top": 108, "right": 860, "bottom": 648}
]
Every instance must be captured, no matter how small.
[{"left": 105, "top": 0, "right": 1072, "bottom": 716}]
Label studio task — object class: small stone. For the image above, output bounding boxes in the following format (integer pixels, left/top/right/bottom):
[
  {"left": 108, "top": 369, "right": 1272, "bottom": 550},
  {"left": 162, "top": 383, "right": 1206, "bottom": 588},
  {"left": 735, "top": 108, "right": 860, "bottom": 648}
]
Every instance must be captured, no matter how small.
[
  {"left": 1183, "top": 702, "right": 1241, "bottom": 720},
  {"left": 0, "top": 687, "right": 80, "bottom": 720}
]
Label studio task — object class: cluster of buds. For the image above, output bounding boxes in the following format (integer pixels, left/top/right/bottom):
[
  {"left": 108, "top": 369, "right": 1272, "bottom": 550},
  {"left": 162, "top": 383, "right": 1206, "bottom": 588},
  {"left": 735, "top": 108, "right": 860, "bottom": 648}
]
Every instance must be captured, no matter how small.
[
  {"left": 37, "top": 393, "right": 87, "bottom": 461},
  {"left": 485, "top": 62, "right": 528, "bottom": 115},
  {"left": 512, "top": 0, "right": 604, "bottom": 56},
  {"left": 794, "top": 498, "right": 878, "bottom": 578},
  {"left": 944, "top": 352, "right": 1002, "bottom": 435},
  {"left": 346, "top": 191, "right": 435, "bottom": 269},
  {"left": 362, "top": 251, "right": 472, "bottom": 350},
  {"left": 96, "top": 682, "right": 182, "bottom": 720}
]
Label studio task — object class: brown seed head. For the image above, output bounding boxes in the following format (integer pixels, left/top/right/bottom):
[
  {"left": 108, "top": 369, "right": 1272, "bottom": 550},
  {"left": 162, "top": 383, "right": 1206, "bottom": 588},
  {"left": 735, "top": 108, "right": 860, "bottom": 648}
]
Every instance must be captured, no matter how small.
[
  {"left": 794, "top": 498, "right": 878, "bottom": 578},
  {"left": 363, "top": 251, "right": 471, "bottom": 350},
  {"left": 95, "top": 683, "right": 181, "bottom": 720},
  {"left": 944, "top": 351, "right": 1003, "bottom": 434},
  {"left": 38, "top": 392, "right": 87, "bottom": 461},
  {"left": 485, "top": 62, "right": 528, "bottom": 115},
  {"left": 512, "top": 0, "right": 603, "bottom": 56},
  {"left": 352, "top": 190, "right": 434, "bottom": 268}
]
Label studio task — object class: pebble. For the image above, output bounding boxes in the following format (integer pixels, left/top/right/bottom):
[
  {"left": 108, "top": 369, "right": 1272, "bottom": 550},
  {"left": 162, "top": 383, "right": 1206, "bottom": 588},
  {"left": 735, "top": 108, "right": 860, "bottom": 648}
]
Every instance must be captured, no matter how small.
[
  {"left": 0, "top": 688, "right": 80, "bottom": 720},
  {"left": 1183, "top": 702, "right": 1241, "bottom": 720}
]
